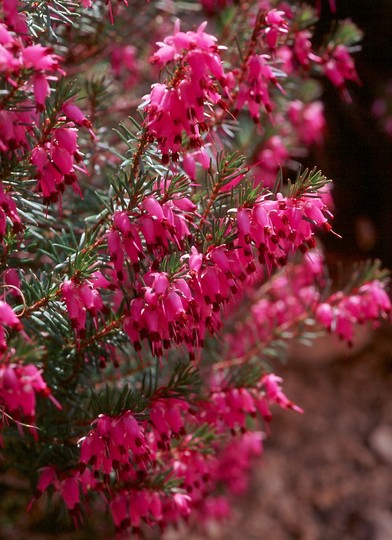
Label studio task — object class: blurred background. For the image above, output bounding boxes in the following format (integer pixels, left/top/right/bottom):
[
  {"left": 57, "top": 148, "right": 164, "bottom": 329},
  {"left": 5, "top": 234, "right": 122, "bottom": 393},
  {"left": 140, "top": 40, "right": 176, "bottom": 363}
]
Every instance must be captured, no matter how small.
[{"left": 315, "top": 0, "right": 392, "bottom": 268}]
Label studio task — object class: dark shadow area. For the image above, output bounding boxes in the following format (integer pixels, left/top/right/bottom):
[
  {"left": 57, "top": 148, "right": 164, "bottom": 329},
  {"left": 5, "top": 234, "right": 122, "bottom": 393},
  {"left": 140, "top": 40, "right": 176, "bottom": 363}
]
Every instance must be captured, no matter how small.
[{"left": 314, "top": 0, "right": 392, "bottom": 267}]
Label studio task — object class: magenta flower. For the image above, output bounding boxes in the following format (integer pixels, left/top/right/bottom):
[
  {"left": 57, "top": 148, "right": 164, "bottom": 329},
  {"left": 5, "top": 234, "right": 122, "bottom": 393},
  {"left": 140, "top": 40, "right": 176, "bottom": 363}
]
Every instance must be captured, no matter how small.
[
  {"left": 0, "top": 300, "right": 22, "bottom": 351},
  {"left": 61, "top": 277, "right": 106, "bottom": 336},
  {"left": 316, "top": 280, "right": 391, "bottom": 345},
  {"left": 323, "top": 44, "right": 359, "bottom": 99},
  {"left": 143, "top": 21, "right": 227, "bottom": 162},
  {"left": 288, "top": 100, "right": 325, "bottom": 145},
  {"left": 261, "top": 373, "right": 304, "bottom": 413},
  {"left": 234, "top": 53, "right": 284, "bottom": 122},
  {"left": 0, "top": 182, "right": 23, "bottom": 241},
  {"left": 79, "top": 411, "right": 149, "bottom": 475},
  {"left": 31, "top": 125, "right": 86, "bottom": 204},
  {"left": 0, "top": 361, "right": 61, "bottom": 437},
  {"left": 264, "top": 9, "right": 289, "bottom": 51}
]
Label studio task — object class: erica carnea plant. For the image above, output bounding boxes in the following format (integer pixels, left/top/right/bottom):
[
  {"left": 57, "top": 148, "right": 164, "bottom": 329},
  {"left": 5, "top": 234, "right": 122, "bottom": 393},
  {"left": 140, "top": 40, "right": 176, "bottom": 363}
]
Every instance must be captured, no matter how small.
[{"left": 0, "top": 0, "right": 389, "bottom": 536}]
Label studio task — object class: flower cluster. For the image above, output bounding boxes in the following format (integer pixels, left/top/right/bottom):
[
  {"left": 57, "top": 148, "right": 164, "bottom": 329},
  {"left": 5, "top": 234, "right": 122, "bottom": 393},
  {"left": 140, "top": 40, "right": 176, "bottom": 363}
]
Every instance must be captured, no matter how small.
[
  {"left": 225, "top": 252, "right": 325, "bottom": 359},
  {"left": 0, "top": 0, "right": 88, "bottom": 216},
  {"left": 28, "top": 466, "right": 95, "bottom": 526},
  {"left": 0, "top": 17, "right": 61, "bottom": 115},
  {"left": 205, "top": 373, "right": 303, "bottom": 433},
  {"left": 143, "top": 20, "right": 227, "bottom": 163},
  {"left": 61, "top": 274, "right": 107, "bottom": 336},
  {"left": 216, "top": 4, "right": 357, "bottom": 186},
  {"left": 288, "top": 101, "right": 326, "bottom": 146},
  {"left": 30, "top": 370, "right": 303, "bottom": 532},
  {"left": 322, "top": 44, "right": 360, "bottom": 96},
  {"left": 31, "top": 123, "right": 86, "bottom": 204},
  {"left": 109, "top": 183, "right": 334, "bottom": 359},
  {"left": 232, "top": 53, "right": 284, "bottom": 122},
  {"left": 316, "top": 279, "right": 391, "bottom": 344},
  {"left": 0, "top": 1, "right": 386, "bottom": 538},
  {"left": 79, "top": 411, "right": 149, "bottom": 474},
  {"left": 108, "top": 196, "right": 194, "bottom": 275},
  {"left": 224, "top": 252, "right": 391, "bottom": 364},
  {"left": 236, "top": 190, "right": 332, "bottom": 267},
  {"left": 0, "top": 359, "right": 61, "bottom": 437}
]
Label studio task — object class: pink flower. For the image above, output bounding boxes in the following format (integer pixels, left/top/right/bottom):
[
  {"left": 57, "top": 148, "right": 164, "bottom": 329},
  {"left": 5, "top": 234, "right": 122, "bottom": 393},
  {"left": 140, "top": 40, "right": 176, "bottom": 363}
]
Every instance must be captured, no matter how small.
[
  {"left": 63, "top": 101, "right": 92, "bottom": 129},
  {"left": 61, "top": 277, "right": 105, "bottom": 335},
  {"left": 234, "top": 54, "right": 284, "bottom": 122},
  {"left": 173, "top": 493, "right": 192, "bottom": 517},
  {"left": 2, "top": 0, "right": 29, "bottom": 35},
  {"left": 215, "top": 431, "right": 263, "bottom": 494},
  {"left": 143, "top": 21, "right": 227, "bottom": 162},
  {"left": 79, "top": 411, "right": 149, "bottom": 475},
  {"left": 288, "top": 100, "right": 325, "bottom": 145},
  {"left": 264, "top": 10, "right": 289, "bottom": 51},
  {"left": 60, "top": 476, "right": 80, "bottom": 513},
  {"left": 110, "top": 494, "right": 130, "bottom": 531},
  {"left": 33, "top": 73, "right": 50, "bottom": 111},
  {"left": 29, "top": 467, "right": 86, "bottom": 526},
  {"left": 0, "top": 43, "right": 19, "bottom": 72},
  {"left": 0, "top": 300, "right": 22, "bottom": 351},
  {"left": 316, "top": 279, "right": 391, "bottom": 345},
  {"left": 111, "top": 45, "right": 139, "bottom": 89},
  {"left": 257, "top": 135, "right": 289, "bottom": 187},
  {"left": 323, "top": 45, "right": 359, "bottom": 98},
  {"left": 316, "top": 302, "right": 333, "bottom": 329},
  {"left": 182, "top": 148, "right": 211, "bottom": 179},
  {"left": 0, "top": 182, "right": 23, "bottom": 240},
  {"left": 22, "top": 45, "right": 60, "bottom": 71},
  {"left": 0, "top": 361, "right": 61, "bottom": 436},
  {"left": 293, "top": 30, "right": 319, "bottom": 67},
  {"left": 31, "top": 125, "right": 85, "bottom": 204},
  {"left": 261, "top": 373, "right": 303, "bottom": 413}
]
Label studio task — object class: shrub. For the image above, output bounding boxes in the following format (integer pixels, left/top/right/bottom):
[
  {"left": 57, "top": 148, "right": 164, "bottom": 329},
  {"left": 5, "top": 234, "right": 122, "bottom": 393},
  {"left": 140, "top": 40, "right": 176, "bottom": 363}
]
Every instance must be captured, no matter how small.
[{"left": 0, "top": 0, "right": 389, "bottom": 536}]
